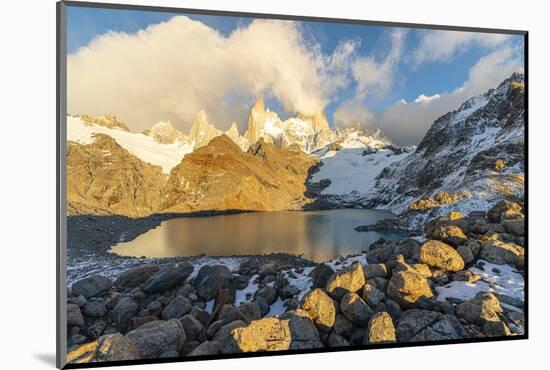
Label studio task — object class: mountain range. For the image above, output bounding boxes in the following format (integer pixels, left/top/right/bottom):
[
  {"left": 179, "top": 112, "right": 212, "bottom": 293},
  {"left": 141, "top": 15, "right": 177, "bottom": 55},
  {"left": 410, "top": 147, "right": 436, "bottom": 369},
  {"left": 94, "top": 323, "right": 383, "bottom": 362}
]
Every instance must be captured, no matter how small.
[{"left": 66, "top": 73, "right": 525, "bottom": 228}]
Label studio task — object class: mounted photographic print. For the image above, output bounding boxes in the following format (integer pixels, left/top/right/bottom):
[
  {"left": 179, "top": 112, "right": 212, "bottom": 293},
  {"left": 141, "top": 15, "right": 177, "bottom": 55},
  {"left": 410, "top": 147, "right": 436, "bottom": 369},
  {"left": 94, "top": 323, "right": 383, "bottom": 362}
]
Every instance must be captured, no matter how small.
[{"left": 56, "top": 1, "right": 528, "bottom": 368}]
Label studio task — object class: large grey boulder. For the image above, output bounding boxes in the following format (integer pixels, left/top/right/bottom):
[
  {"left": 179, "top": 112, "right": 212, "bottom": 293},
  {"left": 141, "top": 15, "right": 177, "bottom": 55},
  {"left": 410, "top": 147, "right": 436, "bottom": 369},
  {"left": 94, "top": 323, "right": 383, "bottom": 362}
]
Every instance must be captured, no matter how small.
[
  {"left": 456, "top": 291, "right": 510, "bottom": 337},
  {"left": 161, "top": 296, "right": 193, "bottom": 320},
  {"left": 188, "top": 341, "right": 221, "bottom": 356},
  {"left": 126, "top": 319, "right": 186, "bottom": 359},
  {"left": 340, "top": 292, "right": 374, "bottom": 327},
  {"left": 396, "top": 309, "right": 469, "bottom": 342},
  {"left": 72, "top": 275, "right": 112, "bottom": 299},
  {"left": 193, "top": 265, "right": 235, "bottom": 301},
  {"left": 280, "top": 309, "right": 323, "bottom": 349},
  {"left": 309, "top": 263, "right": 335, "bottom": 289},
  {"left": 67, "top": 303, "right": 85, "bottom": 328},
  {"left": 179, "top": 314, "right": 205, "bottom": 342},
  {"left": 110, "top": 297, "right": 138, "bottom": 327},
  {"left": 82, "top": 298, "right": 107, "bottom": 318},
  {"left": 141, "top": 263, "right": 194, "bottom": 294},
  {"left": 480, "top": 240, "right": 524, "bottom": 267},
  {"left": 115, "top": 264, "right": 160, "bottom": 288}
]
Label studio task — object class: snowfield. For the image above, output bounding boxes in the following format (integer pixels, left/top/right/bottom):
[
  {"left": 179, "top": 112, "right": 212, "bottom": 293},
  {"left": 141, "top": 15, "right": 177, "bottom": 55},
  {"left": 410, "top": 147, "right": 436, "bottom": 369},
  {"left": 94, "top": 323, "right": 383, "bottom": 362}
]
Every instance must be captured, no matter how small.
[
  {"left": 311, "top": 131, "right": 410, "bottom": 197},
  {"left": 67, "top": 115, "right": 193, "bottom": 173}
]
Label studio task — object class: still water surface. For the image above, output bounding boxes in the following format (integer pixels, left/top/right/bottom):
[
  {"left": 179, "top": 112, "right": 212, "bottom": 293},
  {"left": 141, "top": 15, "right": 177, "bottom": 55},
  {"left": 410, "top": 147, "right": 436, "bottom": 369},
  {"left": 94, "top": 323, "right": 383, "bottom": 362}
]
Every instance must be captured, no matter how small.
[{"left": 110, "top": 209, "right": 403, "bottom": 262}]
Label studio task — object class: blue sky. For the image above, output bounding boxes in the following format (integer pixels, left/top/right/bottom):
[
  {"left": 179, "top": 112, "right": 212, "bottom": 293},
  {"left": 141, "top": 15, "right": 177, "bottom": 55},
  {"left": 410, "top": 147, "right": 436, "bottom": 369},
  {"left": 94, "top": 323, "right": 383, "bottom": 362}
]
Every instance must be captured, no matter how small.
[{"left": 67, "top": 6, "right": 524, "bottom": 145}]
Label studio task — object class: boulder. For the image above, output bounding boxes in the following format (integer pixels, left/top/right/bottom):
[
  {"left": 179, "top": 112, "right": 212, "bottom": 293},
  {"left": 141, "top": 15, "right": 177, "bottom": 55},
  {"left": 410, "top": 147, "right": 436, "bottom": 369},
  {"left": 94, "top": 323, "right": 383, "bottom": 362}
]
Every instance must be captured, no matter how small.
[
  {"left": 188, "top": 341, "right": 221, "bottom": 356},
  {"left": 66, "top": 333, "right": 140, "bottom": 363},
  {"left": 333, "top": 314, "right": 354, "bottom": 338},
  {"left": 340, "top": 292, "right": 374, "bottom": 327},
  {"left": 239, "top": 302, "right": 263, "bottom": 322},
  {"left": 366, "top": 312, "right": 396, "bottom": 344},
  {"left": 436, "top": 225, "right": 468, "bottom": 247},
  {"left": 309, "top": 263, "right": 335, "bottom": 289},
  {"left": 110, "top": 297, "right": 138, "bottom": 327},
  {"left": 328, "top": 332, "right": 350, "bottom": 347},
  {"left": 363, "top": 264, "right": 388, "bottom": 279},
  {"left": 161, "top": 296, "right": 193, "bottom": 320},
  {"left": 300, "top": 288, "right": 336, "bottom": 330},
  {"left": 503, "top": 220, "right": 524, "bottom": 236},
  {"left": 456, "top": 292, "right": 504, "bottom": 327},
  {"left": 212, "top": 320, "right": 247, "bottom": 354},
  {"left": 141, "top": 263, "right": 194, "bottom": 294},
  {"left": 128, "top": 316, "right": 157, "bottom": 331},
  {"left": 125, "top": 319, "right": 186, "bottom": 359},
  {"left": 326, "top": 262, "right": 366, "bottom": 300},
  {"left": 480, "top": 240, "right": 524, "bottom": 267},
  {"left": 67, "top": 304, "right": 85, "bottom": 328},
  {"left": 216, "top": 304, "right": 248, "bottom": 325},
  {"left": 82, "top": 298, "right": 107, "bottom": 318},
  {"left": 487, "top": 200, "right": 523, "bottom": 223},
  {"left": 407, "top": 314, "right": 470, "bottom": 342},
  {"left": 362, "top": 284, "right": 385, "bottom": 307},
  {"left": 193, "top": 265, "right": 235, "bottom": 301},
  {"left": 231, "top": 317, "right": 291, "bottom": 352},
  {"left": 179, "top": 314, "right": 205, "bottom": 342},
  {"left": 72, "top": 275, "right": 112, "bottom": 299},
  {"left": 456, "top": 244, "right": 475, "bottom": 264},
  {"left": 254, "top": 286, "right": 277, "bottom": 305},
  {"left": 280, "top": 309, "right": 323, "bottom": 349},
  {"left": 114, "top": 264, "right": 160, "bottom": 288},
  {"left": 426, "top": 212, "right": 468, "bottom": 238},
  {"left": 395, "top": 309, "right": 439, "bottom": 342},
  {"left": 279, "top": 284, "right": 299, "bottom": 299},
  {"left": 452, "top": 270, "right": 480, "bottom": 283},
  {"left": 387, "top": 271, "right": 433, "bottom": 308},
  {"left": 419, "top": 240, "right": 465, "bottom": 271}
]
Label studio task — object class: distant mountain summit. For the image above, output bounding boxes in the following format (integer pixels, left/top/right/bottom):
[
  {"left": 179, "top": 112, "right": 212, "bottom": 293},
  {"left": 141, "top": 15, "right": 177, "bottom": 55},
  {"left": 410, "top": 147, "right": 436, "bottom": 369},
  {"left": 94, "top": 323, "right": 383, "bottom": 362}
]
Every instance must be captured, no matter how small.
[
  {"left": 243, "top": 98, "right": 335, "bottom": 153},
  {"left": 143, "top": 120, "right": 188, "bottom": 145},
  {"left": 188, "top": 110, "right": 222, "bottom": 149}
]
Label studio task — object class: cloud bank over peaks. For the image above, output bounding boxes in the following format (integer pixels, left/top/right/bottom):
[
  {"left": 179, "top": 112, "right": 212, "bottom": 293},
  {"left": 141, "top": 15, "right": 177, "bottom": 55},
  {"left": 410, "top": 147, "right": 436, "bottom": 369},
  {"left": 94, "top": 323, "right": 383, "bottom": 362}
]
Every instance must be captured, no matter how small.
[{"left": 68, "top": 16, "right": 355, "bottom": 133}]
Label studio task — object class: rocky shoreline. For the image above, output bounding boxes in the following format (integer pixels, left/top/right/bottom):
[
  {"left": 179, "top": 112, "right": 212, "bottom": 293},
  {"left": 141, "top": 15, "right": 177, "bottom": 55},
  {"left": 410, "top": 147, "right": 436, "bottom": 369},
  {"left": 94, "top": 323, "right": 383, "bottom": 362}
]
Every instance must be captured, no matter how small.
[{"left": 65, "top": 200, "right": 525, "bottom": 364}]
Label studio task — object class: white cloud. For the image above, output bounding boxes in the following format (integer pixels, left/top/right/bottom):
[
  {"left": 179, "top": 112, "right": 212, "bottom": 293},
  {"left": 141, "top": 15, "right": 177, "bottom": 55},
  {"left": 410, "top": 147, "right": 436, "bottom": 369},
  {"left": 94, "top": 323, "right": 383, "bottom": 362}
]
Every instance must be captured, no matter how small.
[
  {"left": 414, "top": 93, "right": 441, "bottom": 104},
  {"left": 371, "top": 45, "right": 523, "bottom": 146},
  {"left": 413, "top": 30, "right": 511, "bottom": 64},
  {"left": 68, "top": 16, "right": 356, "bottom": 133},
  {"left": 333, "top": 29, "right": 407, "bottom": 127}
]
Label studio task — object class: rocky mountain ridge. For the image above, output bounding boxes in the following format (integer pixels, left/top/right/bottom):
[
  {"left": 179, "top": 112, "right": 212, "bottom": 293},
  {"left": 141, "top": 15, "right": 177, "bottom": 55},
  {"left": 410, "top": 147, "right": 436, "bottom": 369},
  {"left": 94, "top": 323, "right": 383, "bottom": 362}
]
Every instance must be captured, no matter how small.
[{"left": 367, "top": 73, "right": 525, "bottom": 228}]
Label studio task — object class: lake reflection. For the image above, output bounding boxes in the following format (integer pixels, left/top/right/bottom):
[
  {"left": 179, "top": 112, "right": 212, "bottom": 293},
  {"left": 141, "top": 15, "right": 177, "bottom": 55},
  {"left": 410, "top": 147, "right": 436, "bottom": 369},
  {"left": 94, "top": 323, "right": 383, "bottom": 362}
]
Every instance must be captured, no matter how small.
[{"left": 110, "top": 209, "right": 403, "bottom": 262}]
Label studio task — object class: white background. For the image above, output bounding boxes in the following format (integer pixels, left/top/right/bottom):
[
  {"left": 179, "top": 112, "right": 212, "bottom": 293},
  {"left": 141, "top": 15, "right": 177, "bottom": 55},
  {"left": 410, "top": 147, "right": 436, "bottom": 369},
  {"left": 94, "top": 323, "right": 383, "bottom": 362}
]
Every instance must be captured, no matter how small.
[{"left": 0, "top": 0, "right": 547, "bottom": 368}]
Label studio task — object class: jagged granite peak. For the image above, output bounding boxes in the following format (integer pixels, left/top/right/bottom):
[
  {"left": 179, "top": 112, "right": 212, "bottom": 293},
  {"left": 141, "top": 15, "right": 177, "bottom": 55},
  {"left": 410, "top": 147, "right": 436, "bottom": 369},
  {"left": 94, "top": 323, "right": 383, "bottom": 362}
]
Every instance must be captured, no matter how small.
[
  {"left": 188, "top": 110, "right": 222, "bottom": 149},
  {"left": 144, "top": 120, "right": 188, "bottom": 145},
  {"left": 225, "top": 122, "right": 249, "bottom": 151},
  {"left": 297, "top": 111, "right": 331, "bottom": 133},
  {"left": 244, "top": 98, "right": 285, "bottom": 147},
  {"left": 370, "top": 73, "right": 525, "bottom": 228},
  {"left": 77, "top": 113, "right": 129, "bottom": 131},
  {"left": 161, "top": 134, "right": 319, "bottom": 213}
]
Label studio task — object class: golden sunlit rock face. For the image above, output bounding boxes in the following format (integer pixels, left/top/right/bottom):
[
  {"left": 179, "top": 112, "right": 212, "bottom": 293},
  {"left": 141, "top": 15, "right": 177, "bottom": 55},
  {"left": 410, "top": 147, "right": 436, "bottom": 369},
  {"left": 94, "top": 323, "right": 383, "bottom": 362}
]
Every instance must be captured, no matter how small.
[
  {"left": 231, "top": 317, "right": 292, "bottom": 352},
  {"left": 67, "top": 134, "right": 167, "bottom": 217},
  {"left": 161, "top": 135, "right": 319, "bottom": 213}
]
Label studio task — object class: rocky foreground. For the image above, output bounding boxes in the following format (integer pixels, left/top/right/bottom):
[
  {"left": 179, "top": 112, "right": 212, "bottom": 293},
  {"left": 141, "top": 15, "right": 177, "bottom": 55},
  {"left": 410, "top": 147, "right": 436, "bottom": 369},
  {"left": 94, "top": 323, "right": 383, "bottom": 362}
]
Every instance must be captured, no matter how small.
[{"left": 65, "top": 200, "right": 525, "bottom": 364}]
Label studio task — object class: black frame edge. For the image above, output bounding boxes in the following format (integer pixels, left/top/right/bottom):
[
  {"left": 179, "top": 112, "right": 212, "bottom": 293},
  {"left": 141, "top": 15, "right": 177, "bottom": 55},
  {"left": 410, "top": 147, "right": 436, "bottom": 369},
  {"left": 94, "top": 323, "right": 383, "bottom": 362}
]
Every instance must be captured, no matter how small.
[{"left": 57, "top": 1, "right": 68, "bottom": 369}]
